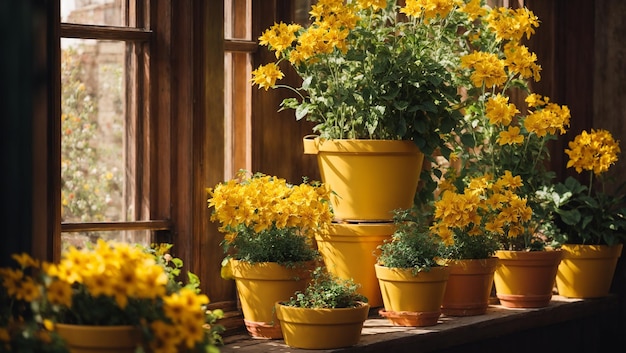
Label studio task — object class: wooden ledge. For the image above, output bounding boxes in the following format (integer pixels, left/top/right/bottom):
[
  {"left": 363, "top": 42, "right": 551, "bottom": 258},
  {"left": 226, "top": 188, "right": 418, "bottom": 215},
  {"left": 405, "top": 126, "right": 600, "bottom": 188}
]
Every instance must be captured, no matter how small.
[{"left": 220, "top": 295, "right": 621, "bottom": 353}]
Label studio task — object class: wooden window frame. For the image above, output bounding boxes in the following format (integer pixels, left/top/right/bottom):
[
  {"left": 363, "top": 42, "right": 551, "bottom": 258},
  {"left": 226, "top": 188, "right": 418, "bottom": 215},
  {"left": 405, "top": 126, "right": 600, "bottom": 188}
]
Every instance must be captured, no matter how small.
[{"left": 34, "top": 0, "right": 230, "bottom": 308}]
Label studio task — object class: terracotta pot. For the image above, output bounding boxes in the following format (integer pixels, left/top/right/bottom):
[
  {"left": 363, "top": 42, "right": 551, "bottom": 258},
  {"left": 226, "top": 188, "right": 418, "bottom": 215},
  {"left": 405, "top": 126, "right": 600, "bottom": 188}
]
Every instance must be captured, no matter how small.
[
  {"left": 303, "top": 137, "right": 424, "bottom": 222},
  {"left": 316, "top": 222, "right": 395, "bottom": 307},
  {"left": 494, "top": 250, "right": 562, "bottom": 308},
  {"left": 556, "top": 243, "right": 623, "bottom": 298},
  {"left": 275, "top": 301, "right": 370, "bottom": 349},
  {"left": 440, "top": 257, "right": 498, "bottom": 316},
  {"left": 230, "top": 259, "right": 313, "bottom": 339},
  {"left": 375, "top": 264, "right": 450, "bottom": 326},
  {"left": 55, "top": 324, "right": 142, "bottom": 353}
]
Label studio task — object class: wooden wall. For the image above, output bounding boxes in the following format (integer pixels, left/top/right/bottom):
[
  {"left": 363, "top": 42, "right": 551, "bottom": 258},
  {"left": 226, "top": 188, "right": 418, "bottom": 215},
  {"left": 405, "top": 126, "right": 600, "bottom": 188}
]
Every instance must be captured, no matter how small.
[{"left": 251, "top": 0, "right": 320, "bottom": 185}]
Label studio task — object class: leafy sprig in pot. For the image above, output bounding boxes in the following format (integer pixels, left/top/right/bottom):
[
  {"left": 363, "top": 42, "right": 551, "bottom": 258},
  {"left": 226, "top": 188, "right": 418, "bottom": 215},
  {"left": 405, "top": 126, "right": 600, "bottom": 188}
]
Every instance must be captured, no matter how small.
[
  {"left": 377, "top": 207, "right": 445, "bottom": 275},
  {"left": 282, "top": 267, "right": 367, "bottom": 309}
]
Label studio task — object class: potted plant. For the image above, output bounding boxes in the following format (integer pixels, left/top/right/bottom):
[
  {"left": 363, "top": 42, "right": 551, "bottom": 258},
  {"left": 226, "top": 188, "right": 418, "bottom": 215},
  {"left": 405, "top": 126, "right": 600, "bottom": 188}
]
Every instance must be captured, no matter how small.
[
  {"left": 432, "top": 173, "right": 524, "bottom": 316},
  {"left": 251, "top": 0, "right": 486, "bottom": 219},
  {"left": 275, "top": 267, "right": 369, "bottom": 349},
  {"left": 207, "top": 170, "right": 333, "bottom": 339},
  {"left": 552, "top": 129, "right": 626, "bottom": 298},
  {"left": 436, "top": 3, "right": 571, "bottom": 308},
  {"left": 0, "top": 241, "right": 224, "bottom": 353},
  {"left": 374, "top": 208, "right": 450, "bottom": 327}
]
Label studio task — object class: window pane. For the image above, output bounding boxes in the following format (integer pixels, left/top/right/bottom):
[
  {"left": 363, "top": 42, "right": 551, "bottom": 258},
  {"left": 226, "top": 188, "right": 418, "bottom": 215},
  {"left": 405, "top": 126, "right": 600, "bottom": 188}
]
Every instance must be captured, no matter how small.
[
  {"left": 61, "top": 0, "right": 127, "bottom": 27},
  {"left": 61, "top": 38, "right": 129, "bottom": 223},
  {"left": 224, "top": 0, "right": 250, "bottom": 40}
]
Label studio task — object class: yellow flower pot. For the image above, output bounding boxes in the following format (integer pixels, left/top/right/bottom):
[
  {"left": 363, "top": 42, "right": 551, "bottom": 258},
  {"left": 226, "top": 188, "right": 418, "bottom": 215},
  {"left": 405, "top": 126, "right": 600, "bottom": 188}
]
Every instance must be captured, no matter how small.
[
  {"left": 275, "top": 301, "right": 370, "bottom": 349},
  {"left": 316, "top": 222, "right": 396, "bottom": 307},
  {"left": 375, "top": 264, "right": 450, "bottom": 326},
  {"left": 304, "top": 137, "right": 424, "bottom": 222},
  {"left": 55, "top": 324, "right": 141, "bottom": 353},
  {"left": 494, "top": 250, "right": 562, "bottom": 308},
  {"left": 556, "top": 243, "right": 623, "bottom": 298},
  {"left": 230, "top": 259, "right": 313, "bottom": 339},
  {"left": 440, "top": 257, "right": 498, "bottom": 316}
]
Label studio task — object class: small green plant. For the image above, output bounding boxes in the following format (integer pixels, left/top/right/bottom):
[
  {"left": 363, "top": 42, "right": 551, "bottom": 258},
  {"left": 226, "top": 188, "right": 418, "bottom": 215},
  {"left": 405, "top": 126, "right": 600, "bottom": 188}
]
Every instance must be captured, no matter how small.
[
  {"left": 377, "top": 207, "right": 443, "bottom": 274},
  {"left": 284, "top": 267, "right": 367, "bottom": 309}
]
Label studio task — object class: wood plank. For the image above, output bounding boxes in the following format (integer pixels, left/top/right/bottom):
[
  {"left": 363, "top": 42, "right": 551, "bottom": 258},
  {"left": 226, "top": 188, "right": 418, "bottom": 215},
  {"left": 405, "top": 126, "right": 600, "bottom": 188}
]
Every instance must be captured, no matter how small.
[
  {"left": 61, "top": 23, "right": 152, "bottom": 41},
  {"left": 220, "top": 296, "right": 621, "bottom": 353}
]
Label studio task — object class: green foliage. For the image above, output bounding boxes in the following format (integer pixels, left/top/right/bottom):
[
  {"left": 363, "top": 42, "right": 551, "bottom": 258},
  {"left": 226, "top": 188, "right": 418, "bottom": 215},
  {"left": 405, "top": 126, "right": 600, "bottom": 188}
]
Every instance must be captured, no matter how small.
[
  {"left": 284, "top": 267, "right": 367, "bottom": 309},
  {"left": 439, "top": 231, "right": 500, "bottom": 260},
  {"left": 552, "top": 177, "right": 626, "bottom": 246},
  {"left": 223, "top": 225, "right": 319, "bottom": 266},
  {"left": 377, "top": 208, "right": 443, "bottom": 273}
]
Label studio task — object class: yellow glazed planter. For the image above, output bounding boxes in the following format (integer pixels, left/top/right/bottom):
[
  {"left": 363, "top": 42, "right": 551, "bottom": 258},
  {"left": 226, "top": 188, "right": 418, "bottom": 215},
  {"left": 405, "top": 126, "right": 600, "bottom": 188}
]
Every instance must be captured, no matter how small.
[
  {"left": 494, "top": 250, "right": 562, "bottom": 308},
  {"left": 375, "top": 264, "right": 450, "bottom": 326},
  {"left": 303, "top": 136, "right": 424, "bottom": 222},
  {"left": 55, "top": 324, "right": 142, "bottom": 353},
  {"left": 440, "top": 257, "right": 498, "bottom": 316},
  {"left": 315, "top": 222, "right": 396, "bottom": 307},
  {"left": 275, "top": 301, "right": 370, "bottom": 349},
  {"left": 230, "top": 259, "right": 314, "bottom": 339},
  {"left": 556, "top": 243, "right": 623, "bottom": 298}
]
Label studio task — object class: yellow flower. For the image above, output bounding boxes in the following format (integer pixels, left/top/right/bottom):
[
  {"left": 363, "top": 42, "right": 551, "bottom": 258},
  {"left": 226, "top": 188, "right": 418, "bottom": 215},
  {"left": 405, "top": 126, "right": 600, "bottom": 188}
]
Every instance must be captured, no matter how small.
[
  {"left": 525, "top": 93, "right": 545, "bottom": 108},
  {"left": 149, "top": 321, "right": 182, "bottom": 353},
  {"left": 402, "top": 0, "right": 457, "bottom": 22},
  {"left": 497, "top": 126, "right": 524, "bottom": 146},
  {"left": 46, "top": 279, "right": 73, "bottom": 307},
  {"left": 258, "top": 22, "right": 301, "bottom": 58},
  {"left": 357, "top": 0, "right": 387, "bottom": 11},
  {"left": 11, "top": 253, "right": 40, "bottom": 269},
  {"left": 504, "top": 42, "right": 541, "bottom": 82},
  {"left": 485, "top": 94, "right": 518, "bottom": 126},
  {"left": 566, "top": 129, "right": 621, "bottom": 175},
  {"left": 251, "top": 63, "right": 285, "bottom": 91},
  {"left": 459, "top": 0, "right": 487, "bottom": 21},
  {"left": 487, "top": 7, "right": 539, "bottom": 42},
  {"left": 461, "top": 51, "right": 508, "bottom": 88}
]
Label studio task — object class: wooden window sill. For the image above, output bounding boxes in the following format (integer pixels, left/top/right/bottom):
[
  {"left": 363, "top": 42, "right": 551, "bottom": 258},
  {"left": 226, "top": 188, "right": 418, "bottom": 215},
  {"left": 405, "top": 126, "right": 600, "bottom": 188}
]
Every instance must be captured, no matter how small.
[{"left": 219, "top": 295, "right": 622, "bottom": 352}]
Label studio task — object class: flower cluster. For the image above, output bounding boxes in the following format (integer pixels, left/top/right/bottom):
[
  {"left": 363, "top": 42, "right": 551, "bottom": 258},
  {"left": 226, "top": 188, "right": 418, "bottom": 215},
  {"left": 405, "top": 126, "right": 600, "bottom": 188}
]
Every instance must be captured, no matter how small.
[
  {"left": 207, "top": 171, "right": 333, "bottom": 265},
  {"left": 565, "top": 129, "right": 620, "bottom": 176},
  {"left": 433, "top": 172, "right": 533, "bottom": 256},
  {"left": 0, "top": 241, "right": 223, "bottom": 353}
]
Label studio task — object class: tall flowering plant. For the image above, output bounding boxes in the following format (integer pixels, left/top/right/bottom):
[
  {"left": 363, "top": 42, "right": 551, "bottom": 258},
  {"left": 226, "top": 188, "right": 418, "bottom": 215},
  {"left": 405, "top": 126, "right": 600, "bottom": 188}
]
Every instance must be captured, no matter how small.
[
  {"left": 552, "top": 129, "right": 626, "bottom": 246},
  {"left": 207, "top": 171, "right": 333, "bottom": 270},
  {"left": 0, "top": 241, "right": 224, "bottom": 353},
  {"left": 440, "top": 3, "right": 571, "bottom": 249},
  {"left": 433, "top": 172, "right": 533, "bottom": 257},
  {"left": 251, "top": 0, "right": 492, "bottom": 158}
]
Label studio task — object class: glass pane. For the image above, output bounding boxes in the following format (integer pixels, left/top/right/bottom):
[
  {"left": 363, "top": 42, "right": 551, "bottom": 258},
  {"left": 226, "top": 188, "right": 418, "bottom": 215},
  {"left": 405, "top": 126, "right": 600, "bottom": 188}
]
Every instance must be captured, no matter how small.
[
  {"left": 62, "top": 230, "right": 151, "bottom": 252},
  {"left": 61, "top": 0, "right": 126, "bottom": 26},
  {"left": 61, "top": 38, "right": 129, "bottom": 223},
  {"left": 224, "top": 0, "right": 250, "bottom": 40}
]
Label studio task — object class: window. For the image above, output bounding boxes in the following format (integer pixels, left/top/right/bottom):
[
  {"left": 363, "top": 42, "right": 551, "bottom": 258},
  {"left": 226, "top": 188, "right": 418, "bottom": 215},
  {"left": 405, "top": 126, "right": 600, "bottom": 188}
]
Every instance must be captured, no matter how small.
[
  {"left": 224, "top": 0, "right": 253, "bottom": 179},
  {"left": 59, "top": 0, "right": 168, "bottom": 249}
]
